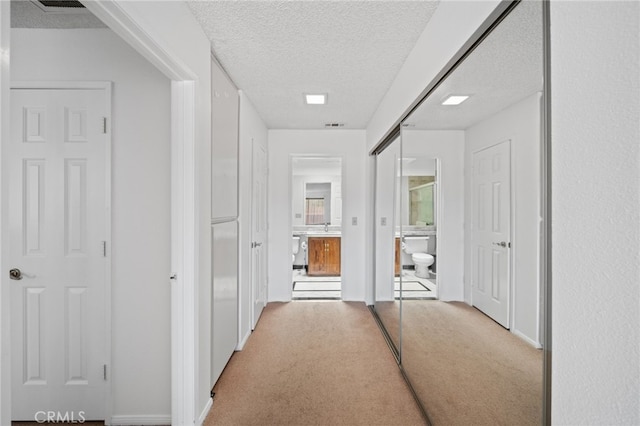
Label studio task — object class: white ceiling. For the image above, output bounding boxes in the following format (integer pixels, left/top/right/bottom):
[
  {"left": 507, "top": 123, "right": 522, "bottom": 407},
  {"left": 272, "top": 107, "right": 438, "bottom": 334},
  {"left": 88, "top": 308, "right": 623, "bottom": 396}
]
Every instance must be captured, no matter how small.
[
  {"left": 186, "top": 1, "right": 440, "bottom": 130},
  {"left": 11, "top": 1, "right": 543, "bottom": 134}
]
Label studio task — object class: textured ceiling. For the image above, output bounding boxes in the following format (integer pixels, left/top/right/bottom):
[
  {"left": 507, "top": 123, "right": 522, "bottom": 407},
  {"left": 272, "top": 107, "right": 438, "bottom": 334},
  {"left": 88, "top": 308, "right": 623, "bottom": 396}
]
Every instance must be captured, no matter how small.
[
  {"left": 404, "top": 1, "right": 543, "bottom": 130},
  {"left": 187, "top": 1, "right": 440, "bottom": 129},
  {"left": 11, "top": 0, "right": 106, "bottom": 29}
]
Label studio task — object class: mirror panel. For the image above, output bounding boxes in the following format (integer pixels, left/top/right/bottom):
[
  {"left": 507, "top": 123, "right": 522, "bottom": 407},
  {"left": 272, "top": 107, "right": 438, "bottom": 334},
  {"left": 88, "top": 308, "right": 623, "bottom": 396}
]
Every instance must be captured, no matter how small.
[
  {"left": 374, "top": 1, "right": 545, "bottom": 424},
  {"left": 374, "top": 137, "right": 402, "bottom": 353}
]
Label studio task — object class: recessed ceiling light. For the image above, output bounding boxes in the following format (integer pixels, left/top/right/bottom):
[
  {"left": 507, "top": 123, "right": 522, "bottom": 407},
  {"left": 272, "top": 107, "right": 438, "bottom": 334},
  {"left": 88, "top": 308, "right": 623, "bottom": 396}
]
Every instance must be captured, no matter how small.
[
  {"left": 304, "top": 93, "right": 327, "bottom": 105},
  {"left": 441, "top": 95, "right": 470, "bottom": 106}
]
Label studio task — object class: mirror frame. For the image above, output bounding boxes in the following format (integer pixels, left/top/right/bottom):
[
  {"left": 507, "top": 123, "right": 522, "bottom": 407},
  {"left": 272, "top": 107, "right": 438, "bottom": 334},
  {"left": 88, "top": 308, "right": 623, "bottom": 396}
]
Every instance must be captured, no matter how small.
[{"left": 370, "top": 1, "right": 551, "bottom": 423}]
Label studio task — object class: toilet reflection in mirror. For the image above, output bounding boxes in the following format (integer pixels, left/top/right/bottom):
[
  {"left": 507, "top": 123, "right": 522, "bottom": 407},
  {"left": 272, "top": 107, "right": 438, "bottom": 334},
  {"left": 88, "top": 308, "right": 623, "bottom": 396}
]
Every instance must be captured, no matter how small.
[{"left": 397, "top": 157, "right": 438, "bottom": 299}]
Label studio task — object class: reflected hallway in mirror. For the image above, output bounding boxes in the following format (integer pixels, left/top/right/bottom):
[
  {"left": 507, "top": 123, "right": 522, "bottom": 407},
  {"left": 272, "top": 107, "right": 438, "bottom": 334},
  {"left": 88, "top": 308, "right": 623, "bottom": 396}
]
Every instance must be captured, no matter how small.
[{"left": 372, "top": 1, "right": 546, "bottom": 424}]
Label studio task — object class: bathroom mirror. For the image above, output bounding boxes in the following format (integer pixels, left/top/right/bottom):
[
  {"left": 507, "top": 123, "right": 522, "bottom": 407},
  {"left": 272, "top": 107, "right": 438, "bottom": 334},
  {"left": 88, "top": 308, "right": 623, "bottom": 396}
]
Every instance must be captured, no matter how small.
[
  {"left": 291, "top": 157, "right": 342, "bottom": 229},
  {"left": 374, "top": 1, "right": 546, "bottom": 424},
  {"left": 304, "top": 182, "right": 332, "bottom": 225}
]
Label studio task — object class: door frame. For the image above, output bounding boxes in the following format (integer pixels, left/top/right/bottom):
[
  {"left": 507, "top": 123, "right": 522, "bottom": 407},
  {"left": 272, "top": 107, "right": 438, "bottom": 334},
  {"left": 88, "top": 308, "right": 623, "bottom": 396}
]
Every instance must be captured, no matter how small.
[
  {"left": 288, "top": 154, "right": 344, "bottom": 300},
  {"left": 470, "top": 139, "right": 514, "bottom": 329},
  {"left": 0, "top": 3, "right": 199, "bottom": 425},
  {"left": 6, "top": 80, "right": 113, "bottom": 420},
  {"left": 250, "top": 138, "right": 267, "bottom": 330}
]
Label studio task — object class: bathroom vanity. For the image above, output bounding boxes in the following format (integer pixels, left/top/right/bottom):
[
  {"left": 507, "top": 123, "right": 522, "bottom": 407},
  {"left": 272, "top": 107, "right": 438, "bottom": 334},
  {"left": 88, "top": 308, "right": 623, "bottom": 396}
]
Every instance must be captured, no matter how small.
[{"left": 307, "top": 236, "right": 341, "bottom": 276}]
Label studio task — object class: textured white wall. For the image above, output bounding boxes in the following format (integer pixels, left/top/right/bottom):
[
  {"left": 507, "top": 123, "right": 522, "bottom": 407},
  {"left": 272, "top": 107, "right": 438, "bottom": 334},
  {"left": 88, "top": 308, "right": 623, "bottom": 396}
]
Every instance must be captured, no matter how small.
[
  {"left": 551, "top": 2, "right": 640, "bottom": 424},
  {"left": 268, "top": 130, "right": 367, "bottom": 302},
  {"left": 12, "top": 28, "right": 172, "bottom": 420},
  {"left": 401, "top": 130, "right": 465, "bottom": 301},
  {"left": 465, "top": 93, "right": 542, "bottom": 347}
]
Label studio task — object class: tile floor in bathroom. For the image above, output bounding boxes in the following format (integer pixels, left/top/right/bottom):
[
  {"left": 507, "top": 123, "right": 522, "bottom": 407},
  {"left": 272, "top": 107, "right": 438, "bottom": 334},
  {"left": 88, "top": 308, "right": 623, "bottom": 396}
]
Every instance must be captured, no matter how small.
[{"left": 291, "top": 268, "right": 437, "bottom": 300}]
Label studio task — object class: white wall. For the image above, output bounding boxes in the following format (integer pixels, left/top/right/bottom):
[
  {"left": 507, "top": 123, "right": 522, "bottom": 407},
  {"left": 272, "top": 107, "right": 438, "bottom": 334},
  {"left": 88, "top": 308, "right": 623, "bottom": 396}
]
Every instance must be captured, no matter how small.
[
  {"left": 268, "top": 130, "right": 367, "bottom": 302},
  {"left": 366, "top": 0, "right": 501, "bottom": 151},
  {"left": 11, "top": 28, "right": 171, "bottom": 420},
  {"left": 551, "top": 2, "right": 640, "bottom": 424},
  {"left": 401, "top": 130, "right": 465, "bottom": 301},
  {"left": 238, "top": 91, "right": 268, "bottom": 348},
  {"left": 464, "top": 92, "right": 542, "bottom": 347},
  {"left": 82, "top": 3, "right": 215, "bottom": 422}
]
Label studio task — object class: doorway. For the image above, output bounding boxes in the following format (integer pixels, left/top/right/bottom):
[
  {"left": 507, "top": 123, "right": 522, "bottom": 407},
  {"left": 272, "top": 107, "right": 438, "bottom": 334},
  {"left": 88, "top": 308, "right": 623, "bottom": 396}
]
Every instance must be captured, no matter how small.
[{"left": 290, "top": 156, "right": 343, "bottom": 300}]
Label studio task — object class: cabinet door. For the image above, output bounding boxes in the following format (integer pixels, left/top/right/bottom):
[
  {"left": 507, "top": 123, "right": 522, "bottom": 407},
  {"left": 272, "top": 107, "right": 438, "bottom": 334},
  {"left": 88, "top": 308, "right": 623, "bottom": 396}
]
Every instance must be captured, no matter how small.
[
  {"left": 325, "top": 237, "right": 341, "bottom": 276},
  {"left": 307, "top": 237, "right": 325, "bottom": 276}
]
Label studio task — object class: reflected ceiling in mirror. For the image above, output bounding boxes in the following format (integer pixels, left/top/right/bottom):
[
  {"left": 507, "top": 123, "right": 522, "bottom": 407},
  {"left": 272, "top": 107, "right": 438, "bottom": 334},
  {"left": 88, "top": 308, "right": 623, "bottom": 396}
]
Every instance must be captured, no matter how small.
[{"left": 404, "top": 1, "right": 542, "bottom": 130}]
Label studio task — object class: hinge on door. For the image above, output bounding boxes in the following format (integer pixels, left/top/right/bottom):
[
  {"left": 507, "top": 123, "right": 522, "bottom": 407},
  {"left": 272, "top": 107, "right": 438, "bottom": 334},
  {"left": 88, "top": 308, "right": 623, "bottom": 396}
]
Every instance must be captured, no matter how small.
[
  {"left": 102, "top": 117, "right": 107, "bottom": 134},
  {"left": 102, "top": 241, "right": 107, "bottom": 257},
  {"left": 103, "top": 364, "right": 107, "bottom": 380}
]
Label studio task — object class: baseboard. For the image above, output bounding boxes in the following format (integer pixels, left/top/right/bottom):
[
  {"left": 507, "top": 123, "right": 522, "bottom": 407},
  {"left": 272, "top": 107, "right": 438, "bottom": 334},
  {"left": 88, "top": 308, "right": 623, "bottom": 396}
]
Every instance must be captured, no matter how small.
[
  {"left": 110, "top": 414, "right": 171, "bottom": 425},
  {"left": 512, "top": 328, "right": 543, "bottom": 349},
  {"left": 236, "top": 329, "right": 251, "bottom": 351},
  {"left": 197, "top": 397, "right": 213, "bottom": 425}
]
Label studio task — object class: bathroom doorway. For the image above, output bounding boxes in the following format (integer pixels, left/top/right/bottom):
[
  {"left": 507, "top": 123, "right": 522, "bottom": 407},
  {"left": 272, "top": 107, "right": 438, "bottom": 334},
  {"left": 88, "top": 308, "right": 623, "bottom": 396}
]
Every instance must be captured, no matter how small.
[
  {"left": 290, "top": 156, "right": 343, "bottom": 300},
  {"left": 395, "top": 157, "right": 440, "bottom": 300}
]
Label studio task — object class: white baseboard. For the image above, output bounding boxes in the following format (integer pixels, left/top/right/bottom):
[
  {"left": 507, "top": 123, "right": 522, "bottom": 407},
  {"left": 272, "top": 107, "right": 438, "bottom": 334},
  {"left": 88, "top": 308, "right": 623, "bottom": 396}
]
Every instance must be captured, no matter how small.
[
  {"left": 110, "top": 414, "right": 171, "bottom": 425},
  {"left": 236, "top": 329, "right": 251, "bottom": 351},
  {"left": 512, "top": 328, "right": 543, "bottom": 349},
  {"left": 197, "top": 397, "right": 213, "bottom": 425}
]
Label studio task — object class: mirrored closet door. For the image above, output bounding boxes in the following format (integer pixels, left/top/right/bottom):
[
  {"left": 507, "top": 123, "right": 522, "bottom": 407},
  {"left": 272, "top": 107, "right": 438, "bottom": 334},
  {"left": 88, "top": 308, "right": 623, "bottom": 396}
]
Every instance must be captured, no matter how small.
[{"left": 373, "top": 1, "right": 547, "bottom": 424}]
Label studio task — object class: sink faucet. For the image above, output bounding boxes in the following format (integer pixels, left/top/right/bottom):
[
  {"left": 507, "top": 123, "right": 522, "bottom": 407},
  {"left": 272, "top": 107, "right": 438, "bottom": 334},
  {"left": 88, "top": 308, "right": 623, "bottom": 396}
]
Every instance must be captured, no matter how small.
[{"left": 324, "top": 222, "right": 329, "bottom": 232}]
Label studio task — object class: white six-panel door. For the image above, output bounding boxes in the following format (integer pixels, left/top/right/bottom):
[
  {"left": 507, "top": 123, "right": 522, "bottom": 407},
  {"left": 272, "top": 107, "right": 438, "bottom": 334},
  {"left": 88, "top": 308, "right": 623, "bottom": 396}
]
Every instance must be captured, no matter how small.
[
  {"left": 471, "top": 140, "right": 511, "bottom": 328},
  {"left": 9, "top": 88, "right": 108, "bottom": 420},
  {"left": 251, "top": 141, "right": 267, "bottom": 329}
]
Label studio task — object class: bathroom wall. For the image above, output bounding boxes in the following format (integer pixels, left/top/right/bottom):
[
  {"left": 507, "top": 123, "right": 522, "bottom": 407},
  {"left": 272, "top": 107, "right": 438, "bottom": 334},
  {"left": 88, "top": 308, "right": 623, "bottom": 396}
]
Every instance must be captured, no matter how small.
[
  {"left": 401, "top": 130, "right": 465, "bottom": 301},
  {"left": 268, "top": 130, "right": 367, "bottom": 301},
  {"left": 464, "top": 92, "right": 542, "bottom": 347},
  {"left": 292, "top": 175, "right": 342, "bottom": 228}
]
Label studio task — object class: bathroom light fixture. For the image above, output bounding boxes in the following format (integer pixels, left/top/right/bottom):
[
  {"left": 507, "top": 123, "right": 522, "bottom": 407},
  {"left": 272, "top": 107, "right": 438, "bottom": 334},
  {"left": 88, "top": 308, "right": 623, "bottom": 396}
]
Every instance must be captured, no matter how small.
[
  {"left": 441, "top": 95, "right": 470, "bottom": 106},
  {"left": 304, "top": 93, "right": 327, "bottom": 105}
]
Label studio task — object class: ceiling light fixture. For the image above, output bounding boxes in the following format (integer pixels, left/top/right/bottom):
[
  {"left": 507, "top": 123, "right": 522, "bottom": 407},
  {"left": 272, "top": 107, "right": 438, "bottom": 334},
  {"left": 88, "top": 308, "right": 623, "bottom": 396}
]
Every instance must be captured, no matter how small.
[
  {"left": 441, "top": 95, "right": 470, "bottom": 106},
  {"left": 304, "top": 93, "right": 327, "bottom": 105}
]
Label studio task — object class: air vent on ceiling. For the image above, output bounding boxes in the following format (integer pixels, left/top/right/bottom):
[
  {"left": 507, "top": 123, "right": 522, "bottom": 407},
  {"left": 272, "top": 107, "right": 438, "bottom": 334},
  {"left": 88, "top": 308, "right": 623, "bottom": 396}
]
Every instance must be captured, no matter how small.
[
  {"left": 32, "top": 0, "right": 88, "bottom": 13},
  {"left": 324, "top": 123, "right": 345, "bottom": 128},
  {"left": 38, "top": 1, "right": 84, "bottom": 7}
]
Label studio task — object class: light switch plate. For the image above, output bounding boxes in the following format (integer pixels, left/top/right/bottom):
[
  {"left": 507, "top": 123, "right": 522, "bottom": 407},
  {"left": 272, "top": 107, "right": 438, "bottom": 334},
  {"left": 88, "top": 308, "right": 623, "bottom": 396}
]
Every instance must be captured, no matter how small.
[
  {"left": 381, "top": 217, "right": 387, "bottom": 226},
  {"left": 352, "top": 217, "right": 357, "bottom": 226}
]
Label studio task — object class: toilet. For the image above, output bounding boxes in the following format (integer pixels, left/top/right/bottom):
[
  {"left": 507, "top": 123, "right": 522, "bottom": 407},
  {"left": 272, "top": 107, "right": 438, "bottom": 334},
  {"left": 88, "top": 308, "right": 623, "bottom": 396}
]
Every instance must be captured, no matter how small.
[
  {"left": 292, "top": 236, "right": 300, "bottom": 263},
  {"left": 402, "top": 236, "right": 434, "bottom": 279}
]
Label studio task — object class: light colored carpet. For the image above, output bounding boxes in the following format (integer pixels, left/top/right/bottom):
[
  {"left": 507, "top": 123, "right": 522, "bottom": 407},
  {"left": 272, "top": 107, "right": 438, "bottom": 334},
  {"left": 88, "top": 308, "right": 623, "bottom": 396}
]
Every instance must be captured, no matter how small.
[
  {"left": 401, "top": 300, "right": 543, "bottom": 425},
  {"left": 205, "top": 302, "right": 425, "bottom": 425}
]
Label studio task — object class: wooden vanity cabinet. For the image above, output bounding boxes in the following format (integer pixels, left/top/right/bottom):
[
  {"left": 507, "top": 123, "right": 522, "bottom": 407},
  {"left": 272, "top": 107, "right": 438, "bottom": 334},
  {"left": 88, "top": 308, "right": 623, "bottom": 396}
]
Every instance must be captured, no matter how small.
[
  {"left": 395, "top": 237, "right": 401, "bottom": 276},
  {"left": 308, "top": 237, "right": 341, "bottom": 276}
]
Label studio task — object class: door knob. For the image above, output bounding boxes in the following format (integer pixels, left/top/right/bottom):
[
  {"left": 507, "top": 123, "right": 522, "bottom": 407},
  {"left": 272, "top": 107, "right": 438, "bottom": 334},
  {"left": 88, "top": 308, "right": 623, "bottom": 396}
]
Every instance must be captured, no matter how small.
[
  {"left": 9, "top": 268, "right": 23, "bottom": 280},
  {"left": 492, "top": 241, "right": 510, "bottom": 248}
]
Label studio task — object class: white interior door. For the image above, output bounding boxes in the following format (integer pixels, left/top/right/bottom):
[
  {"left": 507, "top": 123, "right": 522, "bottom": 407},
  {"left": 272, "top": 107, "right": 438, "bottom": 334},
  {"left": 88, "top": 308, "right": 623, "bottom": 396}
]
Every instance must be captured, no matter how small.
[
  {"left": 471, "top": 140, "right": 511, "bottom": 328},
  {"left": 251, "top": 140, "right": 267, "bottom": 329},
  {"left": 8, "top": 88, "right": 108, "bottom": 420}
]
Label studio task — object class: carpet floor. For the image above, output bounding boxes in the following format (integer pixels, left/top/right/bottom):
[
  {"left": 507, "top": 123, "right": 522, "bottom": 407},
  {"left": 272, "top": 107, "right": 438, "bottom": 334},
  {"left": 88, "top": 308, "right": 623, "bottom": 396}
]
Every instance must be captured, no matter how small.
[
  {"left": 402, "top": 300, "right": 543, "bottom": 426},
  {"left": 204, "top": 302, "right": 425, "bottom": 426}
]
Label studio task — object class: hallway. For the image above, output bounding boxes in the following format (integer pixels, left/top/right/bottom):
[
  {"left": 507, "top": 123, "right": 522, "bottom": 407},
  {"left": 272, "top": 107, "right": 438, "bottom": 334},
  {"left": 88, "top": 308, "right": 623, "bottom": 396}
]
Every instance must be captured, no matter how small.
[{"left": 205, "top": 302, "right": 424, "bottom": 425}]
